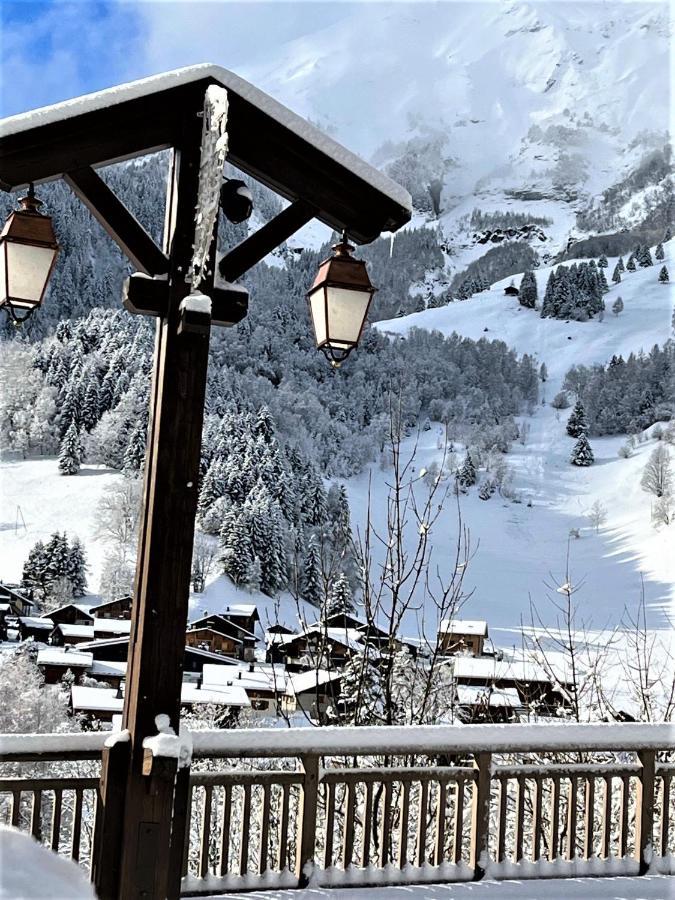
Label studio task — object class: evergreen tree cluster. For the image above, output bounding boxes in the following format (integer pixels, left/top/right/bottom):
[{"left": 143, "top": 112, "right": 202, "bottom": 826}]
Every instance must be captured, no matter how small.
[
  {"left": 22, "top": 533, "right": 87, "bottom": 606},
  {"left": 451, "top": 241, "right": 540, "bottom": 296},
  {"left": 563, "top": 344, "right": 675, "bottom": 435},
  {"left": 466, "top": 209, "right": 552, "bottom": 230},
  {"left": 540, "top": 260, "right": 608, "bottom": 321}
]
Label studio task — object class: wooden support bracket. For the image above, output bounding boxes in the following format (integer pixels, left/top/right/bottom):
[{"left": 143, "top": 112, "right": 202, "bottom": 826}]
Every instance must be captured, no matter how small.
[
  {"left": 64, "top": 167, "right": 169, "bottom": 277},
  {"left": 219, "top": 198, "right": 316, "bottom": 282}
]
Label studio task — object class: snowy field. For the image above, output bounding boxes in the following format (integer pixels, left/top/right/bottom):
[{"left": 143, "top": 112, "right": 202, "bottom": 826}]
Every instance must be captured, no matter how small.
[
  {"left": 213, "top": 875, "right": 675, "bottom": 900},
  {"left": 375, "top": 241, "right": 675, "bottom": 635}
]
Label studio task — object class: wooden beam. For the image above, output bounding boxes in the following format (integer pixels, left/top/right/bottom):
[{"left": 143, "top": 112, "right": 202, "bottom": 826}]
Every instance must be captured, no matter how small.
[
  {"left": 123, "top": 273, "right": 248, "bottom": 327},
  {"left": 64, "top": 167, "right": 169, "bottom": 276},
  {"left": 219, "top": 199, "right": 316, "bottom": 282}
]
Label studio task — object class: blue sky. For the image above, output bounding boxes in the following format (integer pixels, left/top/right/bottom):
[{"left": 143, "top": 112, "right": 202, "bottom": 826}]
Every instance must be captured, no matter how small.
[{"left": 0, "top": 0, "right": 350, "bottom": 117}]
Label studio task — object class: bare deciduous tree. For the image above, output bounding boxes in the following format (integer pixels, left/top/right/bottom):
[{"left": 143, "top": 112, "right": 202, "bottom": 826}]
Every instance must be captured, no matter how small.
[{"left": 640, "top": 445, "right": 672, "bottom": 498}]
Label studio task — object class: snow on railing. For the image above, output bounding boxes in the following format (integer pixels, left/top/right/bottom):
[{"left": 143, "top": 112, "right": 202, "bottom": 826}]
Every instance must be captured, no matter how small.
[{"left": 1, "top": 722, "right": 674, "bottom": 894}]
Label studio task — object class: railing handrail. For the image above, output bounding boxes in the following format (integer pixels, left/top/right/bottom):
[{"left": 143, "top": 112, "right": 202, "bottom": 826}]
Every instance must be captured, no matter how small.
[
  {"left": 1, "top": 721, "right": 673, "bottom": 763},
  {"left": 190, "top": 721, "right": 675, "bottom": 757}
]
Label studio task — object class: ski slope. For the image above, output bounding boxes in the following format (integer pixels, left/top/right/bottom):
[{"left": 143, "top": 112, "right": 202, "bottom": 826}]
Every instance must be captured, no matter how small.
[{"left": 372, "top": 241, "right": 674, "bottom": 635}]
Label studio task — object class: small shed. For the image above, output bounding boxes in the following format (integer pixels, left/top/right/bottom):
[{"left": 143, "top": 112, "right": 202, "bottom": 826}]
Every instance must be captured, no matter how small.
[
  {"left": 17, "top": 616, "right": 54, "bottom": 642},
  {"left": 438, "top": 619, "right": 489, "bottom": 657},
  {"left": 504, "top": 284, "right": 519, "bottom": 297}
]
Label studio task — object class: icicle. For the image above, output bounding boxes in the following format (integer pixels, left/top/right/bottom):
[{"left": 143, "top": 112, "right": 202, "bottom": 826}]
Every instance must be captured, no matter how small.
[{"left": 389, "top": 232, "right": 396, "bottom": 259}]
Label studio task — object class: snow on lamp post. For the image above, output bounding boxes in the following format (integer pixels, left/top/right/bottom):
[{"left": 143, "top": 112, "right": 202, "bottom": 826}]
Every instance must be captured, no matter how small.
[
  {"left": 307, "top": 233, "right": 376, "bottom": 367},
  {"left": 0, "top": 184, "right": 59, "bottom": 326}
]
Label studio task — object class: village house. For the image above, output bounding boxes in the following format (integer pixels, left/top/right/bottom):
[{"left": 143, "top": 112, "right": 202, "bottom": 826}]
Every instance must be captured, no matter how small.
[
  {"left": 188, "top": 613, "right": 258, "bottom": 660},
  {"left": 88, "top": 595, "right": 132, "bottom": 620},
  {"left": 185, "top": 626, "right": 243, "bottom": 659},
  {"left": 36, "top": 648, "right": 93, "bottom": 684},
  {"left": 49, "top": 623, "right": 95, "bottom": 647},
  {"left": 41, "top": 604, "right": 93, "bottom": 627},
  {"left": 0, "top": 583, "right": 35, "bottom": 617},
  {"left": 93, "top": 618, "right": 133, "bottom": 641},
  {"left": 438, "top": 619, "right": 489, "bottom": 656},
  {"left": 0, "top": 603, "right": 9, "bottom": 640},
  {"left": 220, "top": 603, "right": 260, "bottom": 635},
  {"left": 17, "top": 615, "right": 53, "bottom": 642}
]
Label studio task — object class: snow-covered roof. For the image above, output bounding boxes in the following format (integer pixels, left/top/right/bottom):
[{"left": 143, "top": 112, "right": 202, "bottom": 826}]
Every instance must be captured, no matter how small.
[
  {"left": 0, "top": 65, "right": 410, "bottom": 214},
  {"left": 37, "top": 649, "right": 93, "bottom": 668},
  {"left": 287, "top": 669, "right": 342, "bottom": 697},
  {"left": 202, "top": 662, "right": 288, "bottom": 694},
  {"left": 456, "top": 685, "right": 522, "bottom": 709},
  {"left": 54, "top": 624, "right": 95, "bottom": 638},
  {"left": 180, "top": 682, "right": 250, "bottom": 708},
  {"left": 71, "top": 686, "right": 123, "bottom": 714},
  {"left": 439, "top": 619, "right": 488, "bottom": 637},
  {"left": 222, "top": 603, "right": 258, "bottom": 617},
  {"left": 18, "top": 617, "right": 53, "bottom": 629},
  {"left": 88, "top": 660, "right": 127, "bottom": 678},
  {"left": 445, "top": 655, "right": 557, "bottom": 685},
  {"left": 94, "top": 619, "right": 132, "bottom": 634},
  {"left": 40, "top": 603, "right": 93, "bottom": 619}
]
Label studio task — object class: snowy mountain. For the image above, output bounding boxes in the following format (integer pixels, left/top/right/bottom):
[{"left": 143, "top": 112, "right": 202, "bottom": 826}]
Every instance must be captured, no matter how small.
[{"left": 246, "top": 1, "right": 670, "bottom": 230}]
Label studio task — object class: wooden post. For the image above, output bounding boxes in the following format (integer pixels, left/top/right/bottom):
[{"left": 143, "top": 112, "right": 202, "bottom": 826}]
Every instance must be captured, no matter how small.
[
  {"left": 91, "top": 739, "right": 131, "bottom": 900},
  {"left": 296, "top": 754, "right": 320, "bottom": 886},
  {"left": 470, "top": 752, "right": 492, "bottom": 880},
  {"left": 94, "top": 97, "right": 217, "bottom": 900},
  {"left": 636, "top": 750, "right": 656, "bottom": 875}
]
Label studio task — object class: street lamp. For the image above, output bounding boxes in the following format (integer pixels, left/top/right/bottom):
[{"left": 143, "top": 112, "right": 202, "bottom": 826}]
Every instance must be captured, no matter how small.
[
  {"left": 307, "top": 233, "right": 376, "bottom": 367},
  {"left": 0, "top": 184, "right": 59, "bottom": 325}
]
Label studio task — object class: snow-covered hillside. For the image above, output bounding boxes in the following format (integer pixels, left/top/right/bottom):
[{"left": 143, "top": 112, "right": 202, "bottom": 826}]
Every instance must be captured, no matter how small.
[{"left": 370, "top": 241, "right": 674, "bottom": 635}]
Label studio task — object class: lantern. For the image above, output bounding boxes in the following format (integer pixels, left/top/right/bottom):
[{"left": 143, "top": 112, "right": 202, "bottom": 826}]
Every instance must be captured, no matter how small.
[
  {"left": 0, "top": 184, "right": 59, "bottom": 325},
  {"left": 307, "top": 234, "right": 376, "bottom": 367}
]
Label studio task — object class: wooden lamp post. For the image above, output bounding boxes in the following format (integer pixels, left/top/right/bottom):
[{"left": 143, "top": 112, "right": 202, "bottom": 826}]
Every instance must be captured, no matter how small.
[{"left": 0, "top": 64, "right": 410, "bottom": 899}]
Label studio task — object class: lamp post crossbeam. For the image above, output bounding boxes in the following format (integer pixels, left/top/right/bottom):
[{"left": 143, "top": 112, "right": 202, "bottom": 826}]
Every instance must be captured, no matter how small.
[
  {"left": 64, "top": 167, "right": 169, "bottom": 277},
  {"left": 218, "top": 198, "right": 316, "bottom": 282}
]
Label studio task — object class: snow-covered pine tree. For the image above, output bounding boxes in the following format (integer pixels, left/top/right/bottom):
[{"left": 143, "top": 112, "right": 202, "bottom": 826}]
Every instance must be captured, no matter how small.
[
  {"left": 611, "top": 263, "right": 621, "bottom": 285},
  {"left": 302, "top": 533, "right": 323, "bottom": 607},
  {"left": 566, "top": 400, "right": 588, "bottom": 438},
  {"left": 478, "top": 478, "right": 497, "bottom": 500},
  {"left": 253, "top": 406, "right": 275, "bottom": 444},
  {"left": 58, "top": 422, "right": 82, "bottom": 475},
  {"left": 540, "top": 269, "right": 557, "bottom": 318},
  {"left": 67, "top": 538, "right": 87, "bottom": 598},
  {"left": 457, "top": 452, "right": 477, "bottom": 488},
  {"left": 539, "top": 362, "right": 548, "bottom": 382},
  {"left": 597, "top": 268, "right": 609, "bottom": 294},
  {"left": 612, "top": 296, "right": 624, "bottom": 316},
  {"left": 414, "top": 294, "right": 426, "bottom": 313},
  {"left": 122, "top": 421, "right": 146, "bottom": 473},
  {"left": 22, "top": 540, "right": 48, "bottom": 598},
  {"left": 626, "top": 254, "right": 636, "bottom": 272},
  {"left": 44, "top": 532, "right": 70, "bottom": 586},
  {"left": 219, "top": 508, "right": 253, "bottom": 586},
  {"left": 518, "top": 270, "right": 538, "bottom": 309},
  {"left": 570, "top": 433, "right": 595, "bottom": 466},
  {"left": 80, "top": 380, "right": 100, "bottom": 432},
  {"left": 655, "top": 242, "right": 665, "bottom": 261},
  {"left": 597, "top": 254, "right": 608, "bottom": 268},
  {"left": 639, "top": 246, "right": 653, "bottom": 267},
  {"left": 326, "top": 572, "right": 354, "bottom": 616},
  {"left": 658, "top": 266, "right": 669, "bottom": 283},
  {"left": 617, "top": 256, "right": 625, "bottom": 272}
]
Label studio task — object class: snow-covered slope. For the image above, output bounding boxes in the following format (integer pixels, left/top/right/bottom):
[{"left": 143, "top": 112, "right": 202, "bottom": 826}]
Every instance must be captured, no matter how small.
[{"left": 369, "top": 241, "right": 674, "bottom": 635}]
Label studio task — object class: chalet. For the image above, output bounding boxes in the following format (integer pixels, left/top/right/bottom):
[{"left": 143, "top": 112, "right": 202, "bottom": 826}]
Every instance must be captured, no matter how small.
[
  {"left": 188, "top": 613, "right": 258, "bottom": 660},
  {"left": 454, "top": 685, "right": 524, "bottom": 724},
  {"left": 273, "top": 625, "right": 366, "bottom": 670},
  {"left": 504, "top": 283, "right": 519, "bottom": 297},
  {"left": 88, "top": 596, "right": 132, "bottom": 620},
  {"left": 93, "top": 619, "right": 133, "bottom": 640},
  {"left": 438, "top": 619, "right": 488, "bottom": 657},
  {"left": 41, "top": 604, "right": 93, "bottom": 627},
  {"left": 202, "top": 662, "right": 288, "bottom": 714},
  {"left": 287, "top": 669, "right": 342, "bottom": 720},
  {"left": 265, "top": 623, "right": 296, "bottom": 663},
  {"left": 185, "top": 626, "right": 242, "bottom": 659},
  {"left": 77, "top": 637, "right": 240, "bottom": 674},
  {"left": 0, "top": 584, "right": 35, "bottom": 617},
  {"left": 220, "top": 603, "right": 259, "bottom": 635},
  {"left": 36, "top": 648, "right": 93, "bottom": 684},
  {"left": 87, "top": 660, "right": 127, "bottom": 689},
  {"left": 17, "top": 616, "right": 53, "bottom": 642},
  {"left": 49, "top": 624, "right": 95, "bottom": 647}
]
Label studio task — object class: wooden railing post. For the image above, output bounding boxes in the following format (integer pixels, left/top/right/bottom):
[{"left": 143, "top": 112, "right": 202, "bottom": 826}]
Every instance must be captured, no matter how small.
[
  {"left": 636, "top": 750, "right": 656, "bottom": 875},
  {"left": 296, "top": 754, "right": 320, "bottom": 887},
  {"left": 470, "top": 751, "right": 492, "bottom": 880},
  {"left": 91, "top": 738, "right": 131, "bottom": 900}
]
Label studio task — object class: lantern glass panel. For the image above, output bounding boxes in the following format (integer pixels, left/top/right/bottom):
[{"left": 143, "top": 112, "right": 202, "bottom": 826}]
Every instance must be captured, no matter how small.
[
  {"left": 309, "top": 288, "right": 327, "bottom": 346},
  {"left": 2, "top": 242, "right": 55, "bottom": 308},
  {"left": 325, "top": 286, "right": 371, "bottom": 344}
]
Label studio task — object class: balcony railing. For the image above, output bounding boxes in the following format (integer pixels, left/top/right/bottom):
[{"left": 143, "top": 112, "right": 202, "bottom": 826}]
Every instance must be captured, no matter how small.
[{"left": 1, "top": 722, "right": 674, "bottom": 895}]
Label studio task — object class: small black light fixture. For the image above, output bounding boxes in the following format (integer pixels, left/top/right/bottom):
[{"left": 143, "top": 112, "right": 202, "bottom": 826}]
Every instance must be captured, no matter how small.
[
  {"left": 0, "top": 184, "right": 59, "bottom": 326},
  {"left": 219, "top": 178, "right": 254, "bottom": 224},
  {"left": 307, "top": 232, "right": 376, "bottom": 368}
]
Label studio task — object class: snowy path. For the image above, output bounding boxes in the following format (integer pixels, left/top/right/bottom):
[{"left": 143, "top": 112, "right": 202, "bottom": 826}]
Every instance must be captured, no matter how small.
[{"left": 212, "top": 875, "right": 674, "bottom": 900}]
